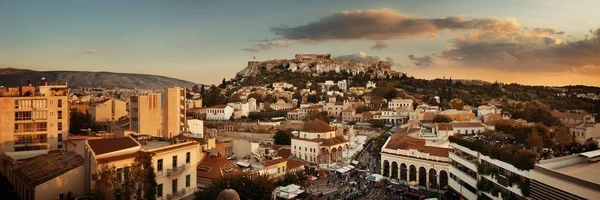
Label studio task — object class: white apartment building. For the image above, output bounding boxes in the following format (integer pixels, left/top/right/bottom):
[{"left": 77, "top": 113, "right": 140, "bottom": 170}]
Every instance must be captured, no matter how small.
[
  {"left": 291, "top": 120, "right": 349, "bottom": 164},
  {"left": 0, "top": 78, "right": 69, "bottom": 154},
  {"left": 380, "top": 108, "right": 408, "bottom": 125},
  {"left": 569, "top": 122, "right": 600, "bottom": 143},
  {"left": 449, "top": 122, "right": 488, "bottom": 135},
  {"left": 388, "top": 98, "right": 413, "bottom": 110},
  {"left": 366, "top": 81, "right": 376, "bottom": 89},
  {"left": 227, "top": 102, "right": 250, "bottom": 117},
  {"left": 322, "top": 80, "right": 347, "bottom": 92},
  {"left": 449, "top": 135, "right": 532, "bottom": 200},
  {"left": 477, "top": 105, "right": 501, "bottom": 117},
  {"left": 87, "top": 98, "right": 127, "bottom": 122},
  {"left": 186, "top": 119, "right": 204, "bottom": 139},
  {"left": 272, "top": 82, "right": 294, "bottom": 92},
  {"left": 205, "top": 105, "right": 234, "bottom": 121},
  {"left": 69, "top": 136, "right": 201, "bottom": 200},
  {"left": 130, "top": 87, "right": 187, "bottom": 138},
  {"left": 530, "top": 150, "right": 600, "bottom": 200}
]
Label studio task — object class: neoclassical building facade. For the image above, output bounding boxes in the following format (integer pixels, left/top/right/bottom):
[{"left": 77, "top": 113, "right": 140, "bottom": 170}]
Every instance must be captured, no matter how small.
[
  {"left": 291, "top": 120, "right": 349, "bottom": 164},
  {"left": 380, "top": 128, "right": 450, "bottom": 191}
]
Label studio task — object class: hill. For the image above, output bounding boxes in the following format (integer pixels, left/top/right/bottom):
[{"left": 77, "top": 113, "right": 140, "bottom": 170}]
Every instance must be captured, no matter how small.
[{"left": 0, "top": 68, "right": 196, "bottom": 89}]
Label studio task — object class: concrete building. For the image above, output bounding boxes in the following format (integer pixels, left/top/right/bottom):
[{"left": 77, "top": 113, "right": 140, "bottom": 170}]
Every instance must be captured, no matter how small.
[
  {"left": 272, "top": 82, "right": 294, "bottom": 92},
  {"left": 551, "top": 111, "right": 595, "bottom": 125},
  {"left": 569, "top": 122, "right": 600, "bottom": 144},
  {"left": 186, "top": 119, "right": 204, "bottom": 139},
  {"left": 87, "top": 98, "right": 127, "bottom": 122},
  {"left": 388, "top": 98, "right": 413, "bottom": 110},
  {"left": 227, "top": 102, "right": 250, "bottom": 117},
  {"left": 205, "top": 105, "right": 234, "bottom": 121},
  {"left": 232, "top": 140, "right": 259, "bottom": 159},
  {"left": 69, "top": 135, "right": 201, "bottom": 200},
  {"left": 440, "top": 109, "right": 476, "bottom": 121},
  {"left": 291, "top": 120, "right": 349, "bottom": 164},
  {"left": 380, "top": 127, "right": 450, "bottom": 190},
  {"left": 254, "top": 158, "right": 288, "bottom": 179},
  {"left": 0, "top": 78, "right": 69, "bottom": 154},
  {"left": 530, "top": 150, "right": 600, "bottom": 200},
  {"left": 449, "top": 135, "right": 532, "bottom": 200},
  {"left": 477, "top": 105, "right": 501, "bottom": 117},
  {"left": 130, "top": 87, "right": 187, "bottom": 138},
  {"left": 1, "top": 150, "right": 85, "bottom": 200}
]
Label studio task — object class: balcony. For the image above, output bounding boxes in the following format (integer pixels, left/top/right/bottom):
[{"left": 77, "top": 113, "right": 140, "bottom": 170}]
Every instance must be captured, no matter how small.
[
  {"left": 166, "top": 188, "right": 187, "bottom": 200},
  {"left": 14, "top": 139, "right": 48, "bottom": 145},
  {"left": 449, "top": 152, "right": 477, "bottom": 170},
  {"left": 167, "top": 164, "right": 188, "bottom": 176},
  {"left": 448, "top": 179, "right": 477, "bottom": 200}
]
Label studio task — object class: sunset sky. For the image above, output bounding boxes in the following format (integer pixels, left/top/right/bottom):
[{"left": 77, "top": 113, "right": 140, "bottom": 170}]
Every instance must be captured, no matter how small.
[{"left": 1, "top": 0, "right": 599, "bottom": 86}]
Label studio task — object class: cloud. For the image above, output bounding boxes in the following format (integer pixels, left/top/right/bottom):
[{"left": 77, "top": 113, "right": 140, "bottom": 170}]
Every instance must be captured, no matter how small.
[
  {"left": 86, "top": 49, "right": 98, "bottom": 54},
  {"left": 438, "top": 27, "right": 600, "bottom": 75},
  {"left": 371, "top": 41, "right": 388, "bottom": 50},
  {"left": 270, "top": 9, "right": 518, "bottom": 41},
  {"left": 408, "top": 55, "right": 435, "bottom": 67},
  {"left": 242, "top": 48, "right": 259, "bottom": 53},
  {"left": 334, "top": 51, "right": 381, "bottom": 62}
]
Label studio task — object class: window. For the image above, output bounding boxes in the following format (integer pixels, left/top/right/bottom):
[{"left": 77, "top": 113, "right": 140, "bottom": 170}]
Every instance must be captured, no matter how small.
[
  {"left": 58, "top": 111, "right": 62, "bottom": 119},
  {"left": 157, "top": 184, "right": 163, "bottom": 197},
  {"left": 58, "top": 122, "right": 62, "bottom": 131},
  {"left": 173, "top": 155, "right": 178, "bottom": 168},
  {"left": 186, "top": 152, "right": 190, "bottom": 164},
  {"left": 172, "top": 179, "right": 178, "bottom": 194},
  {"left": 58, "top": 99, "right": 62, "bottom": 108},
  {"left": 58, "top": 134, "right": 62, "bottom": 142},
  {"left": 186, "top": 174, "right": 191, "bottom": 187},
  {"left": 117, "top": 168, "right": 123, "bottom": 183},
  {"left": 157, "top": 159, "right": 163, "bottom": 171},
  {"left": 278, "top": 168, "right": 281, "bottom": 173}
]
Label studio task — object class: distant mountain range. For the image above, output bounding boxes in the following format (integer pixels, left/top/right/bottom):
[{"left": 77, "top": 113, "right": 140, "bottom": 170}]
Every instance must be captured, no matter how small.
[{"left": 0, "top": 68, "right": 196, "bottom": 89}]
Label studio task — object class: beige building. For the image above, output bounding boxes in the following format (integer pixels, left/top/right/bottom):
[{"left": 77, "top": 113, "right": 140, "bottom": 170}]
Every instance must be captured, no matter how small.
[
  {"left": 67, "top": 135, "right": 201, "bottom": 200},
  {"left": 291, "top": 120, "right": 349, "bottom": 164},
  {"left": 0, "top": 78, "right": 69, "bottom": 154},
  {"left": 1, "top": 150, "right": 85, "bottom": 200},
  {"left": 530, "top": 150, "right": 600, "bottom": 200},
  {"left": 87, "top": 98, "right": 127, "bottom": 122},
  {"left": 130, "top": 87, "right": 187, "bottom": 138}
]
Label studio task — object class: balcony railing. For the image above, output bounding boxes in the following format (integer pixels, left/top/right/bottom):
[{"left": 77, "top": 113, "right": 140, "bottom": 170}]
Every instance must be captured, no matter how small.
[
  {"left": 166, "top": 188, "right": 187, "bottom": 200},
  {"left": 15, "top": 139, "right": 48, "bottom": 145},
  {"left": 167, "top": 164, "right": 188, "bottom": 176}
]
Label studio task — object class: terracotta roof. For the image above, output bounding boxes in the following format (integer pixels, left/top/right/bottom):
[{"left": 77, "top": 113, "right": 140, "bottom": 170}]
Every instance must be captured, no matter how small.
[
  {"left": 88, "top": 136, "right": 139, "bottom": 156},
  {"left": 421, "top": 112, "right": 436, "bottom": 122},
  {"left": 293, "top": 136, "right": 349, "bottom": 146},
  {"left": 286, "top": 159, "right": 308, "bottom": 170},
  {"left": 451, "top": 122, "right": 486, "bottom": 128},
  {"left": 197, "top": 156, "right": 241, "bottom": 180},
  {"left": 551, "top": 111, "right": 589, "bottom": 119},
  {"left": 384, "top": 134, "right": 448, "bottom": 157},
  {"left": 209, "top": 104, "right": 228, "bottom": 109},
  {"left": 301, "top": 120, "right": 335, "bottom": 132},
  {"left": 277, "top": 149, "right": 291, "bottom": 159},
  {"left": 262, "top": 158, "right": 287, "bottom": 167},
  {"left": 342, "top": 107, "right": 356, "bottom": 112},
  {"left": 435, "top": 123, "right": 453, "bottom": 131},
  {"left": 13, "top": 151, "right": 84, "bottom": 187}
]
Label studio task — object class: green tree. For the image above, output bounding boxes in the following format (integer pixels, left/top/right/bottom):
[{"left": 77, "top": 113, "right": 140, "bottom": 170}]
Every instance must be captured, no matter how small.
[
  {"left": 273, "top": 130, "right": 293, "bottom": 145},
  {"left": 527, "top": 129, "right": 543, "bottom": 149},
  {"left": 69, "top": 111, "right": 97, "bottom": 134},
  {"left": 306, "top": 94, "right": 320, "bottom": 103},
  {"left": 203, "top": 85, "right": 227, "bottom": 107},
  {"left": 554, "top": 126, "right": 573, "bottom": 146},
  {"left": 92, "top": 165, "right": 119, "bottom": 200},
  {"left": 131, "top": 151, "right": 157, "bottom": 200},
  {"left": 277, "top": 170, "right": 308, "bottom": 187},
  {"left": 303, "top": 111, "right": 329, "bottom": 123},
  {"left": 432, "top": 114, "right": 453, "bottom": 123},
  {"left": 229, "top": 93, "right": 242, "bottom": 102},
  {"left": 371, "top": 119, "right": 386, "bottom": 128}
]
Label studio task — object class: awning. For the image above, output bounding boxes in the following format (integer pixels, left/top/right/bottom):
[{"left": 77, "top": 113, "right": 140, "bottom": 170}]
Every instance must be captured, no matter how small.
[
  {"left": 347, "top": 165, "right": 355, "bottom": 169},
  {"left": 351, "top": 160, "right": 359, "bottom": 165}
]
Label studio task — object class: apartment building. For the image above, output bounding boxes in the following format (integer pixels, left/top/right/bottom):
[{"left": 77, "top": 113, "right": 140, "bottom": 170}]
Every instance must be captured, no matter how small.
[
  {"left": 449, "top": 135, "right": 532, "bottom": 200},
  {"left": 87, "top": 98, "right": 127, "bottom": 122},
  {"left": 205, "top": 105, "right": 234, "bottom": 121},
  {"left": 130, "top": 87, "right": 186, "bottom": 138},
  {"left": 0, "top": 78, "right": 69, "bottom": 154},
  {"left": 68, "top": 135, "right": 201, "bottom": 200},
  {"left": 388, "top": 98, "right": 413, "bottom": 110},
  {"left": 530, "top": 150, "right": 600, "bottom": 200},
  {"left": 1, "top": 150, "right": 85, "bottom": 200}
]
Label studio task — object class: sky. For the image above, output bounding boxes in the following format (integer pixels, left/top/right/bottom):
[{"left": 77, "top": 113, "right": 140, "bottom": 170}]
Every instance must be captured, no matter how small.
[{"left": 1, "top": 0, "right": 599, "bottom": 86}]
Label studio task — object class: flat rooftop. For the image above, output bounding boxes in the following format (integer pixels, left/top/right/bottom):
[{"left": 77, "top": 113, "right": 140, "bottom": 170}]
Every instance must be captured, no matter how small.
[
  {"left": 552, "top": 160, "right": 600, "bottom": 184},
  {"left": 140, "top": 140, "right": 174, "bottom": 150}
]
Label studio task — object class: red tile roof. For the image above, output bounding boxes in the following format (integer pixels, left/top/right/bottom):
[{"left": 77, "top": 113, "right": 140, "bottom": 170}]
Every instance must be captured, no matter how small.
[
  {"left": 88, "top": 136, "right": 139, "bottom": 156},
  {"left": 262, "top": 158, "right": 287, "bottom": 167},
  {"left": 385, "top": 134, "right": 448, "bottom": 157},
  {"left": 197, "top": 156, "right": 242, "bottom": 180},
  {"left": 277, "top": 149, "right": 291, "bottom": 159},
  {"left": 286, "top": 159, "right": 308, "bottom": 170},
  {"left": 301, "top": 120, "right": 335, "bottom": 132}
]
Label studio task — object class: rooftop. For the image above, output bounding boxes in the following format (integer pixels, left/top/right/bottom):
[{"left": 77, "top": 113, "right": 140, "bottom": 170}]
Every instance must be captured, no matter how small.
[
  {"left": 197, "top": 156, "right": 242, "bottom": 180},
  {"left": 384, "top": 133, "right": 449, "bottom": 157},
  {"left": 536, "top": 150, "right": 600, "bottom": 191},
  {"left": 301, "top": 120, "right": 335, "bottom": 133},
  {"left": 87, "top": 136, "right": 139, "bottom": 156},
  {"left": 11, "top": 151, "right": 84, "bottom": 187}
]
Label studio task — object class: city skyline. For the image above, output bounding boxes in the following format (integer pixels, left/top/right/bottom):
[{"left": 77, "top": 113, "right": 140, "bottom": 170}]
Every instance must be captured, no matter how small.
[{"left": 1, "top": 0, "right": 600, "bottom": 86}]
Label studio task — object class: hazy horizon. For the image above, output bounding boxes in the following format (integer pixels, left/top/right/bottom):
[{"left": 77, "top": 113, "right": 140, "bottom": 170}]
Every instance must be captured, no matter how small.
[{"left": 1, "top": 0, "right": 599, "bottom": 86}]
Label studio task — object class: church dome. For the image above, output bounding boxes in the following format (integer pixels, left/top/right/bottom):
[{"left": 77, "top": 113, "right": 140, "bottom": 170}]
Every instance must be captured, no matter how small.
[{"left": 217, "top": 188, "right": 240, "bottom": 200}]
